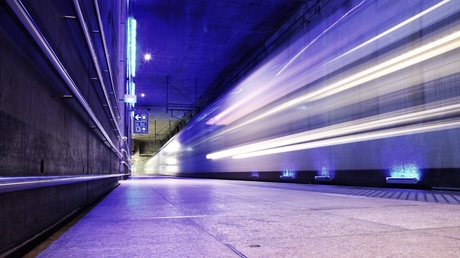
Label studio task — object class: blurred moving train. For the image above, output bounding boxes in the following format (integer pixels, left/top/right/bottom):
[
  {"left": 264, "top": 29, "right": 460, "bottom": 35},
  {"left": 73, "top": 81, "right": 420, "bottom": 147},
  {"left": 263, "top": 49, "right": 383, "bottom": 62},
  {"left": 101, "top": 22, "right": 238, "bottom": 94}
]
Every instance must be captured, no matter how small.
[{"left": 145, "top": 0, "right": 460, "bottom": 189}]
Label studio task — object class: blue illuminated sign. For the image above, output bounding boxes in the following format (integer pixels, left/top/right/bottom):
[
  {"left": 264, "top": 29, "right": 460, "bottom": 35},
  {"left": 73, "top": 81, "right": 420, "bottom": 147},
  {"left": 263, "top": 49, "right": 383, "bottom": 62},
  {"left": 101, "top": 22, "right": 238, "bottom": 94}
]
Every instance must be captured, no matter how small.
[{"left": 134, "top": 112, "right": 148, "bottom": 134}]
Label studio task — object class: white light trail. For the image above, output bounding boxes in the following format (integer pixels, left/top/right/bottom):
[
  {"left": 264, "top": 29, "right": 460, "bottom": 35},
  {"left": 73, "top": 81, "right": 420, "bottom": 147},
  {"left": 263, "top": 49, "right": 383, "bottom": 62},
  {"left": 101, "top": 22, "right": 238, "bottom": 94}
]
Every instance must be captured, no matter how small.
[
  {"left": 231, "top": 30, "right": 460, "bottom": 129},
  {"left": 233, "top": 118, "right": 460, "bottom": 159},
  {"left": 333, "top": 0, "right": 451, "bottom": 61},
  {"left": 205, "top": 0, "right": 456, "bottom": 128},
  {"left": 206, "top": 98, "right": 460, "bottom": 160}
]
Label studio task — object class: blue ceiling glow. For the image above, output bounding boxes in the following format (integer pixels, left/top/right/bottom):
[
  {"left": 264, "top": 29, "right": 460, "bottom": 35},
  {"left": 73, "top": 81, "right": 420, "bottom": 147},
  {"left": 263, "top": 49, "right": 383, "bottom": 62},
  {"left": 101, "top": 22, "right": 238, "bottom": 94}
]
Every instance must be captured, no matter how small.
[
  {"left": 390, "top": 164, "right": 421, "bottom": 180},
  {"left": 131, "top": 0, "right": 301, "bottom": 108}
]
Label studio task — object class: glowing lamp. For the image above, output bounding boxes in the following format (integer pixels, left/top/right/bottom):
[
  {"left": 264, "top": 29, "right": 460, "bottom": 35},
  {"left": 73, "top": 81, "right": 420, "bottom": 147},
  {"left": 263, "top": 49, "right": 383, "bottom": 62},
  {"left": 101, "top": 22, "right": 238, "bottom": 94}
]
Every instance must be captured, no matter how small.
[{"left": 144, "top": 53, "right": 152, "bottom": 61}]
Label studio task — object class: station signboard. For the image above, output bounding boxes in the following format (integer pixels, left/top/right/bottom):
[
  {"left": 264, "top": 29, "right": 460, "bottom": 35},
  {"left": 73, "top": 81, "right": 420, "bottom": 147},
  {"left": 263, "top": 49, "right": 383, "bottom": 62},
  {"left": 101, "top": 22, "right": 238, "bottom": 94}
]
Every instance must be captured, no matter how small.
[{"left": 133, "top": 112, "right": 148, "bottom": 134}]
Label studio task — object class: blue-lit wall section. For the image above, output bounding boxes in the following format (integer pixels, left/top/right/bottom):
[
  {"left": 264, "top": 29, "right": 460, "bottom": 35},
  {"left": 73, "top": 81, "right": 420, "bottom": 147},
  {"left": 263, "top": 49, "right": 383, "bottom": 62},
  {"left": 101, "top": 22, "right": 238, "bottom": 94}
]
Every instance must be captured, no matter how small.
[{"left": 146, "top": 0, "right": 460, "bottom": 188}]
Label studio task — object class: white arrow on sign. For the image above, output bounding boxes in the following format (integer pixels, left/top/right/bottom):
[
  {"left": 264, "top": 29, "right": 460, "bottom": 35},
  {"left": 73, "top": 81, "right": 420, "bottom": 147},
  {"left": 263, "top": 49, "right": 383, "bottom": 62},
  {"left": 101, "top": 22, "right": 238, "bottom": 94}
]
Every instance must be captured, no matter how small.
[{"left": 134, "top": 114, "right": 141, "bottom": 120}]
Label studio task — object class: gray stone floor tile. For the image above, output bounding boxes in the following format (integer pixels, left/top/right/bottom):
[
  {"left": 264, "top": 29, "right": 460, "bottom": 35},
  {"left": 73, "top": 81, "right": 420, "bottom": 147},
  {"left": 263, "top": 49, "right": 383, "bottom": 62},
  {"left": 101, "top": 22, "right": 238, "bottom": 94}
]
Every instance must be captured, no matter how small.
[
  {"left": 232, "top": 230, "right": 460, "bottom": 258},
  {"left": 31, "top": 177, "right": 460, "bottom": 257},
  {"left": 325, "top": 204, "right": 460, "bottom": 229}
]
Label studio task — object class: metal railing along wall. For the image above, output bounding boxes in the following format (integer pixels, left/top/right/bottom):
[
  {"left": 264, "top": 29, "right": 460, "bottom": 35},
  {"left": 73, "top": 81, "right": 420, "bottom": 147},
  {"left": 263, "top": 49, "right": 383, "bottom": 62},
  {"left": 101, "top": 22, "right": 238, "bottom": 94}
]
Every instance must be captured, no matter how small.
[
  {"left": 93, "top": 0, "right": 121, "bottom": 120},
  {"left": 73, "top": 0, "right": 122, "bottom": 135},
  {"left": 5, "top": 0, "right": 125, "bottom": 160}
]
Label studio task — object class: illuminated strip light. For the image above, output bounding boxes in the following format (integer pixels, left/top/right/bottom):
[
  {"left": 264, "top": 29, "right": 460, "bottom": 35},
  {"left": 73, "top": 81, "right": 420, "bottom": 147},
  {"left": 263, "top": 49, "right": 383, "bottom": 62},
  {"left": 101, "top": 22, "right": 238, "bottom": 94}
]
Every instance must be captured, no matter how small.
[
  {"left": 131, "top": 82, "right": 136, "bottom": 96},
  {"left": 233, "top": 118, "right": 460, "bottom": 159},
  {"left": 206, "top": 99, "right": 460, "bottom": 160},
  {"left": 128, "top": 17, "right": 137, "bottom": 78},
  {"left": 229, "top": 30, "right": 460, "bottom": 130}
]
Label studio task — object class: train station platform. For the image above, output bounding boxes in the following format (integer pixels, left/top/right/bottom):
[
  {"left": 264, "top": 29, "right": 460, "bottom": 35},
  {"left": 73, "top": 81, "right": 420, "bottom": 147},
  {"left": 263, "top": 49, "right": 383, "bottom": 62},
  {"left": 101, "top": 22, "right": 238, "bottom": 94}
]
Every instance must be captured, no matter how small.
[{"left": 28, "top": 176, "right": 460, "bottom": 257}]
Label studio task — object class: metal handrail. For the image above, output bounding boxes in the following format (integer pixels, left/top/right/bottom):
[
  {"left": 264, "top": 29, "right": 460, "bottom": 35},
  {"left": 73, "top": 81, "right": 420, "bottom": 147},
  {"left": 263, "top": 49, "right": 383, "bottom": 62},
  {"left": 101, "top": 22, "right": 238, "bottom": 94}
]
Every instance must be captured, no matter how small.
[
  {"left": 0, "top": 174, "right": 125, "bottom": 194},
  {"left": 6, "top": 0, "right": 122, "bottom": 158},
  {"left": 73, "top": 0, "right": 122, "bottom": 137},
  {"left": 93, "top": 0, "right": 121, "bottom": 119}
]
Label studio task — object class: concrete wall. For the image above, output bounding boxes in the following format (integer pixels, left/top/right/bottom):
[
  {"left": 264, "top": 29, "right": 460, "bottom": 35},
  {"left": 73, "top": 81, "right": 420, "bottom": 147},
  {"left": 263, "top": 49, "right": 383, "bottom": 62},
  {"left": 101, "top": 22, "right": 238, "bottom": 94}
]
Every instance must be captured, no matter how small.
[
  {"left": 0, "top": 0, "right": 127, "bottom": 176},
  {"left": 0, "top": 0, "right": 128, "bottom": 255}
]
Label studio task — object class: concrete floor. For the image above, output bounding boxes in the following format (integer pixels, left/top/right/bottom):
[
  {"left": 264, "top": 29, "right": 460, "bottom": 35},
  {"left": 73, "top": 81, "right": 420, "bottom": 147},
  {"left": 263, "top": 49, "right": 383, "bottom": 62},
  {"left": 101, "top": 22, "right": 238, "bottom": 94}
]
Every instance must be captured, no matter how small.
[{"left": 32, "top": 176, "right": 460, "bottom": 257}]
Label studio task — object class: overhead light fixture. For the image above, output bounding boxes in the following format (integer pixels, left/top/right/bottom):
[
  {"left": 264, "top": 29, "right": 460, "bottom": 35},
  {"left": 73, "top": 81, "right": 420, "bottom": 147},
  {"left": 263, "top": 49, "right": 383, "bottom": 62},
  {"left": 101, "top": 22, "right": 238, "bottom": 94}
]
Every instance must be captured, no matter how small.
[{"left": 143, "top": 53, "right": 152, "bottom": 61}]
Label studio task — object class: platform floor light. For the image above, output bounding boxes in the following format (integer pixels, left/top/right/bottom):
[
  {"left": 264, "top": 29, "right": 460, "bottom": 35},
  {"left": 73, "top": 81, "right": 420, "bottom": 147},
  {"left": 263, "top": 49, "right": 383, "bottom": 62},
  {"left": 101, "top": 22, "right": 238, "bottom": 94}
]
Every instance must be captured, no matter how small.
[
  {"left": 315, "top": 175, "right": 332, "bottom": 181},
  {"left": 386, "top": 177, "right": 418, "bottom": 184},
  {"left": 280, "top": 169, "right": 295, "bottom": 179}
]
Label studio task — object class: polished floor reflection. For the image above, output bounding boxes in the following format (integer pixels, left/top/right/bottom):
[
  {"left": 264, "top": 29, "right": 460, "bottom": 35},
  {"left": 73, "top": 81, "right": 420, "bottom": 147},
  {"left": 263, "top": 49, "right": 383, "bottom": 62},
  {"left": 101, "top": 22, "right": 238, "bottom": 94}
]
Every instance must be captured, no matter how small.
[{"left": 34, "top": 176, "right": 460, "bottom": 257}]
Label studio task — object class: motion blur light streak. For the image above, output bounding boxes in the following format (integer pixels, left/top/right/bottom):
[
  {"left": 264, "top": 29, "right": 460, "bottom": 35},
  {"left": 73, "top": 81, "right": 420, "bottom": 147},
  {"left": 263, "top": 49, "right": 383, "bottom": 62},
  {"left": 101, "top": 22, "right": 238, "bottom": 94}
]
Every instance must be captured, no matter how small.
[
  {"left": 233, "top": 30, "right": 460, "bottom": 129},
  {"left": 276, "top": 0, "right": 367, "bottom": 76},
  {"left": 205, "top": 0, "right": 455, "bottom": 128},
  {"left": 163, "top": 140, "right": 181, "bottom": 153},
  {"left": 205, "top": 1, "right": 367, "bottom": 126},
  {"left": 202, "top": 53, "right": 460, "bottom": 147},
  {"left": 334, "top": 0, "right": 451, "bottom": 61},
  {"left": 146, "top": 1, "right": 460, "bottom": 188},
  {"left": 232, "top": 119, "right": 460, "bottom": 159},
  {"left": 206, "top": 99, "right": 460, "bottom": 160}
]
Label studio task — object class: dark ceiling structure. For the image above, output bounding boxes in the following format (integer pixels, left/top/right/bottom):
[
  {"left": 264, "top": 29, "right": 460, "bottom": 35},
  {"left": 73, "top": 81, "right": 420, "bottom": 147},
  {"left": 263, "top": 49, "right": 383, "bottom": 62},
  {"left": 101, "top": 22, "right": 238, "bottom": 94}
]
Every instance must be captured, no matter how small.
[{"left": 130, "top": 0, "right": 306, "bottom": 147}]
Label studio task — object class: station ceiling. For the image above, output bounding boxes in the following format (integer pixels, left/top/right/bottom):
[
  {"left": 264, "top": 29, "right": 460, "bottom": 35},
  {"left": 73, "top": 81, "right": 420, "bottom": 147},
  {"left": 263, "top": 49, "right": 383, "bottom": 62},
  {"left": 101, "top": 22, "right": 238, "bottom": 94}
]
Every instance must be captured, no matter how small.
[{"left": 131, "top": 0, "right": 304, "bottom": 144}]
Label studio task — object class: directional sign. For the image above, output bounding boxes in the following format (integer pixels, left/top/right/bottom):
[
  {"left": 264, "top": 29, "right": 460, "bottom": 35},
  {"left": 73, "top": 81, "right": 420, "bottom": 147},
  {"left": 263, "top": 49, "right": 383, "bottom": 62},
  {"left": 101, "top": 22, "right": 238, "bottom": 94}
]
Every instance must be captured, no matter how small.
[{"left": 133, "top": 111, "right": 148, "bottom": 134}]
